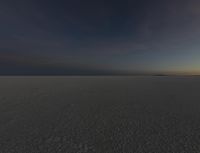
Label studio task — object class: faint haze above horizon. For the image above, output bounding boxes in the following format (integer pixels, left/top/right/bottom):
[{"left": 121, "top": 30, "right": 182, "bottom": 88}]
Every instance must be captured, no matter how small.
[{"left": 1, "top": 0, "right": 200, "bottom": 75}]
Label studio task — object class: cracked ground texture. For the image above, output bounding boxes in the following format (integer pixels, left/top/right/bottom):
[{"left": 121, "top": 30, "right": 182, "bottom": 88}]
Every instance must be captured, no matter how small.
[{"left": 0, "top": 76, "right": 200, "bottom": 153}]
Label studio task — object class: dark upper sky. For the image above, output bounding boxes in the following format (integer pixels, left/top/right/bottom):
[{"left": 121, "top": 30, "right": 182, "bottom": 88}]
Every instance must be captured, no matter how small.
[{"left": 1, "top": 0, "right": 200, "bottom": 75}]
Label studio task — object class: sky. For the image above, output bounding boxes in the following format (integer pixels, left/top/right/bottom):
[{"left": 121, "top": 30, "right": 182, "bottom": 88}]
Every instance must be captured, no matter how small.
[{"left": 1, "top": 0, "right": 200, "bottom": 75}]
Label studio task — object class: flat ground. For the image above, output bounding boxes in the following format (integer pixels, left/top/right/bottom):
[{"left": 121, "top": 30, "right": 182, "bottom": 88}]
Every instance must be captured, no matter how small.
[{"left": 0, "top": 76, "right": 200, "bottom": 153}]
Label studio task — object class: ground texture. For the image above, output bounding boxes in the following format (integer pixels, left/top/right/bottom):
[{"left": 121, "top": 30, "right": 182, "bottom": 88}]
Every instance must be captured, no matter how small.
[{"left": 0, "top": 76, "right": 200, "bottom": 153}]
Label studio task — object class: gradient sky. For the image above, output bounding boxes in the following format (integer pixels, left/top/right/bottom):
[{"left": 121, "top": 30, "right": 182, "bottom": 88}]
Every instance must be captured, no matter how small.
[{"left": 1, "top": 0, "right": 200, "bottom": 75}]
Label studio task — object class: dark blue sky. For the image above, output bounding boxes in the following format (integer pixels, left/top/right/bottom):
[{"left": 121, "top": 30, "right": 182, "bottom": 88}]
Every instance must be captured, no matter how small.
[{"left": 1, "top": 0, "right": 200, "bottom": 75}]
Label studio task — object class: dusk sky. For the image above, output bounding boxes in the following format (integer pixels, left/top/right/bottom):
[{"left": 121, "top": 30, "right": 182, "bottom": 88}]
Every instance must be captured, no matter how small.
[{"left": 1, "top": 0, "right": 200, "bottom": 75}]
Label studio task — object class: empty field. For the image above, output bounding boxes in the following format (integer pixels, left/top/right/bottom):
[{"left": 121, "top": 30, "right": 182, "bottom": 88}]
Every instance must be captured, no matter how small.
[{"left": 0, "top": 76, "right": 200, "bottom": 152}]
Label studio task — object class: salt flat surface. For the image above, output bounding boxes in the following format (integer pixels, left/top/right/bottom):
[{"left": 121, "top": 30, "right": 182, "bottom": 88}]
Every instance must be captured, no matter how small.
[{"left": 0, "top": 76, "right": 200, "bottom": 153}]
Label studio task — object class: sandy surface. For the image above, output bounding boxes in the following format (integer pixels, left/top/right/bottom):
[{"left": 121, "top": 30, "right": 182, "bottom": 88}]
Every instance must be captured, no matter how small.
[{"left": 0, "top": 76, "right": 200, "bottom": 152}]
